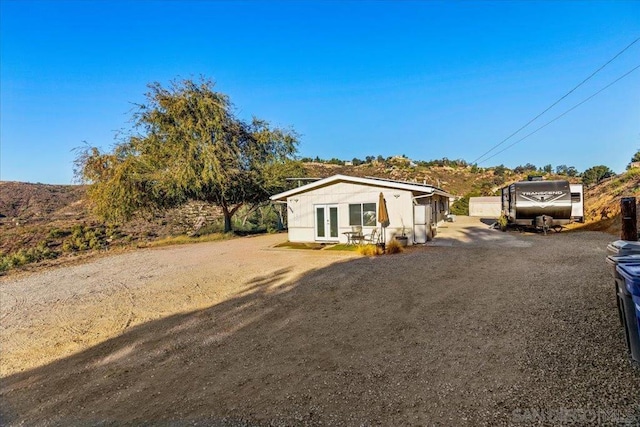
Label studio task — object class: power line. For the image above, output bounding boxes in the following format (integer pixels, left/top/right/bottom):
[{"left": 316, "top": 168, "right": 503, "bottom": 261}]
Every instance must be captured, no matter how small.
[
  {"left": 477, "top": 64, "right": 640, "bottom": 165},
  {"left": 471, "top": 36, "right": 640, "bottom": 165}
]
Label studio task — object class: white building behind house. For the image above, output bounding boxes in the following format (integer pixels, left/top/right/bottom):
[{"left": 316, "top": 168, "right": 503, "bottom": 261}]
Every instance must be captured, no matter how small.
[{"left": 468, "top": 196, "right": 502, "bottom": 218}]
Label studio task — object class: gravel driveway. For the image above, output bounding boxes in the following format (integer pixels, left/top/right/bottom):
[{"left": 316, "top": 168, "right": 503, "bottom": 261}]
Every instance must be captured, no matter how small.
[{"left": 1, "top": 217, "right": 638, "bottom": 425}]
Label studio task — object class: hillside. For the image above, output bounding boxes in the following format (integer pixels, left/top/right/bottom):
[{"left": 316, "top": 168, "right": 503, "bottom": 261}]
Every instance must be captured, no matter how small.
[
  {"left": 0, "top": 181, "right": 87, "bottom": 221},
  {"left": 1, "top": 164, "right": 638, "bottom": 272},
  {"left": 0, "top": 182, "right": 223, "bottom": 268},
  {"left": 574, "top": 168, "right": 640, "bottom": 235},
  {"left": 302, "top": 161, "right": 524, "bottom": 196}
]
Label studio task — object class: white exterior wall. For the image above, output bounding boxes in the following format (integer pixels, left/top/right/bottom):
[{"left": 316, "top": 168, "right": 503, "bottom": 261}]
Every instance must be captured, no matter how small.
[
  {"left": 286, "top": 182, "right": 415, "bottom": 244},
  {"left": 569, "top": 184, "right": 584, "bottom": 220},
  {"left": 469, "top": 197, "right": 502, "bottom": 217}
]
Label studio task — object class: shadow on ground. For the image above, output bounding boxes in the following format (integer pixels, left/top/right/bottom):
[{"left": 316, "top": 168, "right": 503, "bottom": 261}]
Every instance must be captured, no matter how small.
[
  {"left": 480, "top": 218, "right": 497, "bottom": 226},
  {"left": 428, "top": 218, "right": 532, "bottom": 248},
  {"left": 1, "top": 231, "right": 639, "bottom": 426}
]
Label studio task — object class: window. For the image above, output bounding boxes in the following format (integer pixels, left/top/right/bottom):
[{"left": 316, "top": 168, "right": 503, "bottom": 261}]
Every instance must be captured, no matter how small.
[
  {"left": 349, "top": 203, "right": 377, "bottom": 226},
  {"left": 571, "top": 192, "right": 581, "bottom": 203}
]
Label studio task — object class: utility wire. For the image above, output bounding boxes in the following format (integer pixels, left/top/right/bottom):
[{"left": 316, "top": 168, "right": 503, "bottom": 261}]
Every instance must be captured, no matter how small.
[
  {"left": 471, "top": 36, "right": 640, "bottom": 165},
  {"left": 477, "top": 64, "right": 640, "bottom": 165}
]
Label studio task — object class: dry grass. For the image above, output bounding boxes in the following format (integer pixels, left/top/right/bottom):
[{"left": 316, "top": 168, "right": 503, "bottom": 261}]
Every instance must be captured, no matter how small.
[
  {"left": 274, "top": 241, "right": 326, "bottom": 250},
  {"left": 144, "top": 233, "right": 232, "bottom": 248},
  {"left": 356, "top": 244, "right": 383, "bottom": 256},
  {"left": 384, "top": 239, "right": 404, "bottom": 254},
  {"left": 572, "top": 168, "right": 640, "bottom": 236},
  {"left": 324, "top": 244, "right": 359, "bottom": 251}
]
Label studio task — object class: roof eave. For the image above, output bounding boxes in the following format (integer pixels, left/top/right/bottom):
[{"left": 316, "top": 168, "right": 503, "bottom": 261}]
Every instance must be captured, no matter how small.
[{"left": 270, "top": 174, "right": 453, "bottom": 201}]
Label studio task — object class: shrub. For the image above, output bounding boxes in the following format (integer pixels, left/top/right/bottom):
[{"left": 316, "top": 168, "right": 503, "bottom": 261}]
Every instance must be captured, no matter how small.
[
  {"left": 0, "top": 257, "right": 10, "bottom": 273},
  {"left": 48, "top": 228, "right": 70, "bottom": 239},
  {"left": 357, "top": 244, "right": 382, "bottom": 256},
  {"left": 497, "top": 215, "right": 508, "bottom": 231},
  {"left": 385, "top": 239, "right": 404, "bottom": 254},
  {"left": 0, "top": 242, "right": 58, "bottom": 273},
  {"left": 451, "top": 196, "right": 470, "bottom": 216},
  {"left": 621, "top": 168, "right": 640, "bottom": 183},
  {"left": 62, "top": 225, "right": 107, "bottom": 252}
]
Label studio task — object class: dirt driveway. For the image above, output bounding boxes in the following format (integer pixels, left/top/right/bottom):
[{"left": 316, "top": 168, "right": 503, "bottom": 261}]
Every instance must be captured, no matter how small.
[{"left": 1, "top": 218, "right": 639, "bottom": 425}]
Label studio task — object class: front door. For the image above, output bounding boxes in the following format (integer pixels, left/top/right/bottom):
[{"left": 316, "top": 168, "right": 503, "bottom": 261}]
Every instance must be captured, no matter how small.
[{"left": 315, "top": 204, "right": 339, "bottom": 241}]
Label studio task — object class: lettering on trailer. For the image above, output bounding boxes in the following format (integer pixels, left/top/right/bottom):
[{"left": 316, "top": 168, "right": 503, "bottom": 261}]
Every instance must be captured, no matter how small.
[
  {"left": 521, "top": 191, "right": 564, "bottom": 196},
  {"left": 519, "top": 191, "right": 567, "bottom": 209}
]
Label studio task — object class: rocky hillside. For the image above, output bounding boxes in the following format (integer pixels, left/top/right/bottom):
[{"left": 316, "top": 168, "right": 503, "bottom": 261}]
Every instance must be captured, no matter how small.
[
  {"left": 1, "top": 164, "right": 637, "bottom": 272},
  {"left": 0, "top": 181, "right": 87, "bottom": 222},
  {"left": 576, "top": 167, "right": 640, "bottom": 236},
  {"left": 0, "top": 182, "right": 223, "bottom": 263}
]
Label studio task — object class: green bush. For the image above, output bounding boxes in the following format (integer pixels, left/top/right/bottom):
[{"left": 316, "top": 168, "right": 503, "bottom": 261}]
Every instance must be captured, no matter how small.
[
  {"left": 48, "top": 228, "right": 70, "bottom": 239},
  {"left": 450, "top": 196, "right": 470, "bottom": 216},
  {"left": 0, "top": 242, "right": 58, "bottom": 273},
  {"left": 621, "top": 168, "right": 640, "bottom": 183},
  {"left": 0, "top": 257, "right": 10, "bottom": 273},
  {"left": 192, "top": 221, "right": 224, "bottom": 237},
  {"left": 497, "top": 215, "right": 508, "bottom": 232},
  {"left": 62, "top": 225, "right": 107, "bottom": 252}
]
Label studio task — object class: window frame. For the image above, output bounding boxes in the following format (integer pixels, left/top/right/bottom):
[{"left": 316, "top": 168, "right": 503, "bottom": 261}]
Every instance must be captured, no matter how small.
[{"left": 348, "top": 202, "right": 377, "bottom": 227}]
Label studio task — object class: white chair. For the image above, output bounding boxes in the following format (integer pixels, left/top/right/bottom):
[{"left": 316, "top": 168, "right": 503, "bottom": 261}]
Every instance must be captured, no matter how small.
[{"left": 362, "top": 228, "right": 378, "bottom": 245}]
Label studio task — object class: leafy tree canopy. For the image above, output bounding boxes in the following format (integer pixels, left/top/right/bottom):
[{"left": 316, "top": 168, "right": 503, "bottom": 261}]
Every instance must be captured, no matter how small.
[
  {"left": 581, "top": 165, "right": 615, "bottom": 186},
  {"left": 75, "top": 78, "right": 301, "bottom": 232},
  {"left": 555, "top": 164, "right": 568, "bottom": 175},
  {"left": 513, "top": 163, "right": 537, "bottom": 174},
  {"left": 629, "top": 149, "right": 640, "bottom": 168}
]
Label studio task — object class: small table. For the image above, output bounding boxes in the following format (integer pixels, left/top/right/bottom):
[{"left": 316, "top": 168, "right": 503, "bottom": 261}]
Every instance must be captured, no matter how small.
[{"left": 343, "top": 231, "right": 364, "bottom": 245}]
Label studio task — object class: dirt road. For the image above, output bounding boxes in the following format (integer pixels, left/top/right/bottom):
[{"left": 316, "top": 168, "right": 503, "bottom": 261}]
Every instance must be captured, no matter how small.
[{"left": 1, "top": 218, "right": 639, "bottom": 425}]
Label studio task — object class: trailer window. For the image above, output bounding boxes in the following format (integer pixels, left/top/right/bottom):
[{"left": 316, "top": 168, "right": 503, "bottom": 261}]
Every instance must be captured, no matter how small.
[{"left": 571, "top": 193, "right": 581, "bottom": 203}]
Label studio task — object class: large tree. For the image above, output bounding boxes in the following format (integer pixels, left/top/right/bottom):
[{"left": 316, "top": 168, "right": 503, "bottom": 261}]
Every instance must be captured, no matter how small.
[
  {"left": 581, "top": 165, "right": 614, "bottom": 186},
  {"left": 75, "top": 78, "right": 301, "bottom": 232}
]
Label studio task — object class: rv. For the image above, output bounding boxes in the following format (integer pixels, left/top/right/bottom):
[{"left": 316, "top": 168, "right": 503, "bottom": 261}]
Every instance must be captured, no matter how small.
[{"left": 501, "top": 180, "right": 584, "bottom": 229}]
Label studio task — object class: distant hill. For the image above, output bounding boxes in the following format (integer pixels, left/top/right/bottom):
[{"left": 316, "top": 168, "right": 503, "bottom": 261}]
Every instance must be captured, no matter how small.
[
  {"left": 0, "top": 181, "right": 87, "bottom": 221},
  {"left": 1, "top": 165, "right": 637, "bottom": 272},
  {"left": 301, "top": 161, "right": 526, "bottom": 196}
]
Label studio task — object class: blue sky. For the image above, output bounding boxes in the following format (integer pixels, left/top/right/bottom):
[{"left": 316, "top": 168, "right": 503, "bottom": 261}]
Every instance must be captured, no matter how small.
[{"left": 1, "top": 1, "right": 639, "bottom": 184}]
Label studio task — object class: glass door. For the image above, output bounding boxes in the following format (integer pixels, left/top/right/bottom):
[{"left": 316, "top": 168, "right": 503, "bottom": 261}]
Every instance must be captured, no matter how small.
[{"left": 315, "top": 205, "right": 338, "bottom": 241}]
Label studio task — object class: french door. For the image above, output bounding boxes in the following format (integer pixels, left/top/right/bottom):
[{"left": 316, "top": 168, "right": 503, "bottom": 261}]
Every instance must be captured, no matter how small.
[{"left": 315, "top": 204, "right": 339, "bottom": 241}]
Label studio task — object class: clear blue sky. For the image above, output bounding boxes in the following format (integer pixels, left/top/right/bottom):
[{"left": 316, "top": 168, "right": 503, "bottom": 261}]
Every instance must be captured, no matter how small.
[{"left": 1, "top": 0, "right": 639, "bottom": 184}]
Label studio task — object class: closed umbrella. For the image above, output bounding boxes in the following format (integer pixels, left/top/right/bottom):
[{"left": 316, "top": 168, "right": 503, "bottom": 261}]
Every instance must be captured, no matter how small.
[{"left": 378, "top": 192, "right": 390, "bottom": 248}]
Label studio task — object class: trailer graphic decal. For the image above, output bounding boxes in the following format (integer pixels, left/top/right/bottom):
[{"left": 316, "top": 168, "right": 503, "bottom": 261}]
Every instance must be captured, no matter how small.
[{"left": 519, "top": 193, "right": 566, "bottom": 209}]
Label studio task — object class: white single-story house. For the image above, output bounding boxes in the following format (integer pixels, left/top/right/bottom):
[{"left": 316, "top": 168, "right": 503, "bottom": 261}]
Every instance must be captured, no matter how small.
[
  {"left": 468, "top": 196, "right": 502, "bottom": 218},
  {"left": 270, "top": 174, "right": 453, "bottom": 245}
]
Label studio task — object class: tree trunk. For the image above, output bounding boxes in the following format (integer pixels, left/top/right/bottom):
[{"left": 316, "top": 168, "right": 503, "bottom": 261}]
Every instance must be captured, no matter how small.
[
  {"left": 221, "top": 202, "right": 243, "bottom": 233},
  {"left": 223, "top": 211, "right": 232, "bottom": 233}
]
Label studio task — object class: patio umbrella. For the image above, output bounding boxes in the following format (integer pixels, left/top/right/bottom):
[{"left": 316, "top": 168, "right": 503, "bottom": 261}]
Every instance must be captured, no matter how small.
[{"left": 378, "top": 192, "right": 390, "bottom": 247}]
